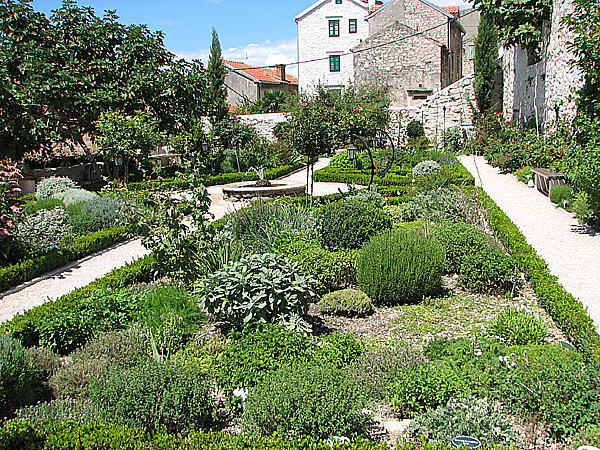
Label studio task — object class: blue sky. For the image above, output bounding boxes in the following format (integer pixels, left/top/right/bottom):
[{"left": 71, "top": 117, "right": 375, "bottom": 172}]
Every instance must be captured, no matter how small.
[{"left": 31, "top": 0, "right": 470, "bottom": 77}]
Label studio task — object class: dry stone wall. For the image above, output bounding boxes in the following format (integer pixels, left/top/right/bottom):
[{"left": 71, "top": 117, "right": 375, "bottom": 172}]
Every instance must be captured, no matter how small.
[{"left": 237, "top": 113, "right": 287, "bottom": 142}]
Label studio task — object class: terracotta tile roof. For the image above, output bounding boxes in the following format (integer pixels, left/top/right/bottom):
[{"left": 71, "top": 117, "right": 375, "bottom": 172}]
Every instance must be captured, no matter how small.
[
  {"left": 441, "top": 5, "right": 459, "bottom": 15},
  {"left": 224, "top": 60, "right": 298, "bottom": 85}
]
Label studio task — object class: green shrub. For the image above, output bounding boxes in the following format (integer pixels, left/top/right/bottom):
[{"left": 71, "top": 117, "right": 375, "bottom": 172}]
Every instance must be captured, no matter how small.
[
  {"left": 572, "top": 424, "right": 600, "bottom": 448},
  {"left": 486, "top": 308, "right": 547, "bottom": 345},
  {"left": 91, "top": 361, "right": 214, "bottom": 435},
  {"left": 390, "top": 362, "right": 470, "bottom": 417},
  {"left": 318, "top": 288, "right": 373, "bottom": 317},
  {"left": 79, "top": 195, "right": 124, "bottom": 231},
  {"left": 16, "top": 207, "right": 72, "bottom": 257},
  {"left": 277, "top": 238, "right": 357, "bottom": 295},
  {"left": 22, "top": 197, "right": 64, "bottom": 215},
  {"left": 408, "top": 396, "right": 519, "bottom": 447},
  {"left": 412, "top": 160, "right": 441, "bottom": 178},
  {"left": 549, "top": 184, "right": 573, "bottom": 206},
  {"left": 195, "top": 253, "right": 314, "bottom": 330},
  {"left": 35, "top": 176, "right": 78, "bottom": 199},
  {"left": 396, "top": 189, "right": 471, "bottom": 222},
  {"left": 243, "top": 363, "right": 371, "bottom": 440},
  {"left": 430, "top": 221, "right": 494, "bottom": 274},
  {"left": 406, "top": 120, "right": 425, "bottom": 138},
  {"left": 53, "top": 188, "right": 97, "bottom": 206},
  {"left": 348, "top": 185, "right": 386, "bottom": 208},
  {"left": 320, "top": 199, "right": 392, "bottom": 251},
  {"left": 515, "top": 166, "right": 533, "bottom": 183},
  {"left": 49, "top": 328, "right": 149, "bottom": 399},
  {"left": 357, "top": 230, "right": 446, "bottom": 306},
  {"left": 328, "top": 150, "right": 370, "bottom": 170},
  {"left": 15, "top": 398, "right": 101, "bottom": 424},
  {"left": 442, "top": 126, "right": 463, "bottom": 152},
  {"left": 459, "top": 247, "right": 516, "bottom": 293},
  {"left": 0, "top": 334, "right": 36, "bottom": 418}
]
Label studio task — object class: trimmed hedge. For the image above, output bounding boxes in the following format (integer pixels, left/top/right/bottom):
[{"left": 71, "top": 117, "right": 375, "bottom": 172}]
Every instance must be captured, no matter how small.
[
  {"left": 480, "top": 190, "right": 600, "bottom": 363},
  {"left": 129, "top": 163, "right": 305, "bottom": 191},
  {"left": 313, "top": 168, "right": 412, "bottom": 187},
  {"left": 0, "top": 419, "right": 508, "bottom": 450},
  {"left": 0, "top": 226, "right": 131, "bottom": 294},
  {"left": 0, "top": 254, "right": 157, "bottom": 348}
]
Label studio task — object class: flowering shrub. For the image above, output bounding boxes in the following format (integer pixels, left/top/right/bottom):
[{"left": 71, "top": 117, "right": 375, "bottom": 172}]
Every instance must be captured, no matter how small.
[
  {"left": 16, "top": 207, "right": 72, "bottom": 257},
  {"left": 35, "top": 176, "right": 78, "bottom": 199},
  {"left": 0, "top": 159, "right": 22, "bottom": 264}
]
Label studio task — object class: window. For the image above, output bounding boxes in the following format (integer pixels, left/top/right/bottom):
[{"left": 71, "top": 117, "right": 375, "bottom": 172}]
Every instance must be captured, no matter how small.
[
  {"left": 329, "top": 55, "right": 340, "bottom": 72},
  {"left": 329, "top": 19, "right": 340, "bottom": 37},
  {"left": 468, "top": 45, "right": 475, "bottom": 60},
  {"left": 335, "top": 0, "right": 342, "bottom": 3},
  {"left": 349, "top": 19, "right": 357, "bottom": 33}
]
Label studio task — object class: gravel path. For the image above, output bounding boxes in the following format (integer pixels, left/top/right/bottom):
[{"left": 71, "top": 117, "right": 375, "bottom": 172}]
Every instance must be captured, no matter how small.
[
  {"left": 0, "top": 158, "right": 351, "bottom": 324},
  {"left": 459, "top": 155, "right": 600, "bottom": 331}
]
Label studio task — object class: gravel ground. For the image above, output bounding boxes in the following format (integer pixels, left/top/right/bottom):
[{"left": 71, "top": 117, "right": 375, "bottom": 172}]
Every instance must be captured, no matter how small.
[
  {"left": 0, "top": 158, "right": 351, "bottom": 324},
  {"left": 459, "top": 155, "right": 600, "bottom": 331}
]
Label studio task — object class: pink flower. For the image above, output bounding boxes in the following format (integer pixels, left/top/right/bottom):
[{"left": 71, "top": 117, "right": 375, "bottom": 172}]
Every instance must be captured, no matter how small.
[
  {"left": 353, "top": 109, "right": 360, "bottom": 112},
  {"left": 9, "top": 205, "right": 21, "bottom": 213},
  {"left": 6, "top": 221, "right": 15, "bottom": 229},
  {"left": 0, "top": 228, "right": 10, "bottom": 236},
  {"left": 301, "top": 103, "right": 308, "bottom": 107},
  {"left": 0, "top": 214, "right": 8, "bottom": 222}
]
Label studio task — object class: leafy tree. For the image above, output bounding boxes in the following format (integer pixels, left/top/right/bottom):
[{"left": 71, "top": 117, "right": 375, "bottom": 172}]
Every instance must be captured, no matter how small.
[
  {"left": 474, "top": 13, "right": 499, "bottom": 115},
  {"left": 208, "top": 28, "right": 228, "bottom": 124},
  {"left": 471, "top": 0, "right": 552, "bottom": 49}
]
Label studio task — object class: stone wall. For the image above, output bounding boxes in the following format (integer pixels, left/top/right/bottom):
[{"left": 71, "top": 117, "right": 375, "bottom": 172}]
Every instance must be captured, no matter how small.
[
  {"left": 502, "top": 0, "right": 583, "bottom": 130},
  {"left": 388, "top": 73, "right": 475, "bottom": 144},
  {"left": 403, "top": 0, "right": 446, "bottom": 44},
  {"left": 237, "top": 113, "right": 287, "bottom": 142},
  {"left": 368, "top": 0, "right": 405, "bottom": 35},
  {"left": 353, "top": 21, "right": 442, "bottom": 106}
]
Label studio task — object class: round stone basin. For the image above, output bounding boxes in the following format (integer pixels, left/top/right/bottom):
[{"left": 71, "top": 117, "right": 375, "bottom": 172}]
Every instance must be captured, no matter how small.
[{"left": 222, "top": 180, "right": 306, "bottom": 200}]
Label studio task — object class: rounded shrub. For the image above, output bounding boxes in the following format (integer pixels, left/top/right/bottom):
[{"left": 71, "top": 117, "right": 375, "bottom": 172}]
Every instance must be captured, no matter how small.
[
  {"left": 0, "top": 334, "right": 36, "bottom": 418},
  {"left": 16, "top": 207, "right": 72, "bottom": 257},
  {"left": 412, "top": 160, "right": 441, "bottom": 178},
  {"left": 408, "top": 395, "right": 519, "bottom": 446},
  {"left": 53, "top": 188, "right": 97, "bottom": 206},
  {"left": 91, "top": 361, "right": 214, "bottom": 435},
  {"left": 243, "top": 363, "right": 371, "bottom": 439},
  {"left": 318, "top": 288, "right": 373, "bottom": 317},
  {"left": 406, "top": 120, "right": 425, "bottom": 138},
  {"left": 357, "top": 230, "right": 446, "bottom": 306},
  {"left": 79, "top": 196, "right": 124, "bottom": 231},
  {"left": 430, "top": 221, "right": 493, "bottom": 274},
  {"left": 22, "top": 197, "right": 64, "bottom": 215},
  {"left": 486, "top": 308, "right": 547, "bottom": 345},
  {"left": 459, "top": 247, "right": 516, "bottom": 293},
  {"left": 549, "top": 184, "right": 573, "bottom": 206},
  {"left": 35, "top": 176, "right": 78, "bottom": 199},
  {"left": 320, "top": 199, "right": 392, "bottom": 251},
  {"left": 195, "top": 253, "right": 315, "bottom": 329}
]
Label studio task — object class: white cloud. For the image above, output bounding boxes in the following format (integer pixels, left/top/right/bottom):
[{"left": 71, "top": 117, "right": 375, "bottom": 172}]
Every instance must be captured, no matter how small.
[{"left": 176, "top": 38, "right": 299, "bottom": 77}]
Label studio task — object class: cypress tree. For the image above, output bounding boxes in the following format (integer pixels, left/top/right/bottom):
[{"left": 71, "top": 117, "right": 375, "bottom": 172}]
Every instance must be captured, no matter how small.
[
  {"left": 473, "top": 13, "right": 499, "bottom": 114},
  {"left": 208, "top": 28, "right": 228, "bottom": 123}
]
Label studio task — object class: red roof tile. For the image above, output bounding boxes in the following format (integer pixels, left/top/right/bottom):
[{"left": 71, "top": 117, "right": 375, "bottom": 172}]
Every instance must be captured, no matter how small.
[
  {"left": 224, "top": 60, "right": 298, "bottom": 85},
  {"left": 441, "top": 5, "right": 459, "bottom": 15}
]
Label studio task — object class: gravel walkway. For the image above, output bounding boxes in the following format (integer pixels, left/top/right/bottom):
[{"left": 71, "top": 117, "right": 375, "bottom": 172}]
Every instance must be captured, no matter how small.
[
  {"left": 0, "top": 158, "right": 351, "bottom": 324},
  {"left": 459, "top": 155, "right": 600, "bottom": 331}
]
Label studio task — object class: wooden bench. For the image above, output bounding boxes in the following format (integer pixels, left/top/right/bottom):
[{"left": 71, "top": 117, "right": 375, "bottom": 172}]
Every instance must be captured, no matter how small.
[{"left": 530, "top": 168, "right": 566, "bottom": 196}]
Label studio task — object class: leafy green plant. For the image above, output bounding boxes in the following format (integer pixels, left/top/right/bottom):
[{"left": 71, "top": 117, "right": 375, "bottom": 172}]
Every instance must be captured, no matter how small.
[
  {"left": 408, "top": 395, "right": 519, "bottom": 446},
  {"left": 318, "top": 288, "right": 374, "bottom": 317},
  {"left": 195, "top": 253, "right": 314, "bottom": 329},
  {"left": 397, "top": 189, "right": 473, "bottom": 223},
  {"left": 0, "top": 334, "right": 36, "bottom": 418},
  {"left": 442, "top": 126, "right": 463, "bottom": 152},
  {"left": 320, "top": 199, "right": 392, "bottom": 251},
  {"left": 79, "top": 195, "right": 125, "bottom": 231},
  {"left": 549, "top": 184, "right": 573, "bottom": 207},
  {"left": 515, "top": 166, "right": 533, "bottom": 183},
  {"left": 412, "top": 160, "right": 441, "bottom": 178},
  {"left": 572, "top": 423, "right": 600, "bottom": 448},
  {"left": 16, "top": 207, "right": 72, "bottom": 257},
  {"left": 276, "top": 237, "right": 357, "bottom": 295},
  {"left": 243, "top": 362, "right": 372, "bottom": 440},
  {"left": 35, "top": 176, "right": 78, "bottom": 200},
  {"left": 357, "top": 230, "right": 446, "bottom": 306},
  {"left": 348, "top": 185, "right": 386, "bottom": 208},
  {"left": 459, "top": 246, "right": 516, "bottom": 293},
  {"left": 22, "top": 197, "right": 64, "bottom": 215},
  {"left": 406, "top": 120, "right": 425, "bottom": 138},
  {"left": 15, "top": 397, "right": 101, "bottom": 425},
  {"left": 486, "top": 308, "right": 547, "bottom": 345},
  {"left": 390, "top": 362, "right": 470, "bottom": 417},
  {"left": 52, "top": 188, "right": 97, "bottom": 206},
  {"left": 91, "top": 361, "right": 214, "bottom": 435}
]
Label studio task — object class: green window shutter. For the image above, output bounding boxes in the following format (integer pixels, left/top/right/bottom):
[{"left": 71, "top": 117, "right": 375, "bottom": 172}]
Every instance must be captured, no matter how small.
[
  {"left": 329, "top": 55, "right": 340, "bottom": 72},
  {"left": 349, "top": 19, "right": 357, "bottom": 33},
  {"left": 329, "top": 19, "right": 340, "bottom": 37},
  {"left": 336, "top": 0, "right": 342, "bottom": 4}
]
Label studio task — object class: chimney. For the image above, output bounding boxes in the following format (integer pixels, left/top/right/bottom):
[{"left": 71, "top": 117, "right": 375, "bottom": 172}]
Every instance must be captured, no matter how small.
[
  {"left": 369, "top": 0, "right": 383, "bottom": 13},
  {"left": 275, "top": 64, "right": 286, "bottom": 81}
]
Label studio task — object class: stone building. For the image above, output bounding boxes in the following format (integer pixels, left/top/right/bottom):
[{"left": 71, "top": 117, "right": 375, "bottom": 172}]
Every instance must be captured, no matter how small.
[
  {"left": 224, "top": 61, "right": 298, "bottom": 108},
  {"left": 295, "top": 0, "right": 371, "bottom": 92},
  {"left": 500, "top": 0, "right": 582, "bottom": 130},
  {"left": 352, "top": 0, "right": 464, "bottom": 107}
]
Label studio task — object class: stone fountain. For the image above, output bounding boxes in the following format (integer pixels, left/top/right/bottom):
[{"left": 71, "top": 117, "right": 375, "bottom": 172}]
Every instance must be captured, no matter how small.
[{"left": 222, "top": 166, "right": 306, "bottom": 200}]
